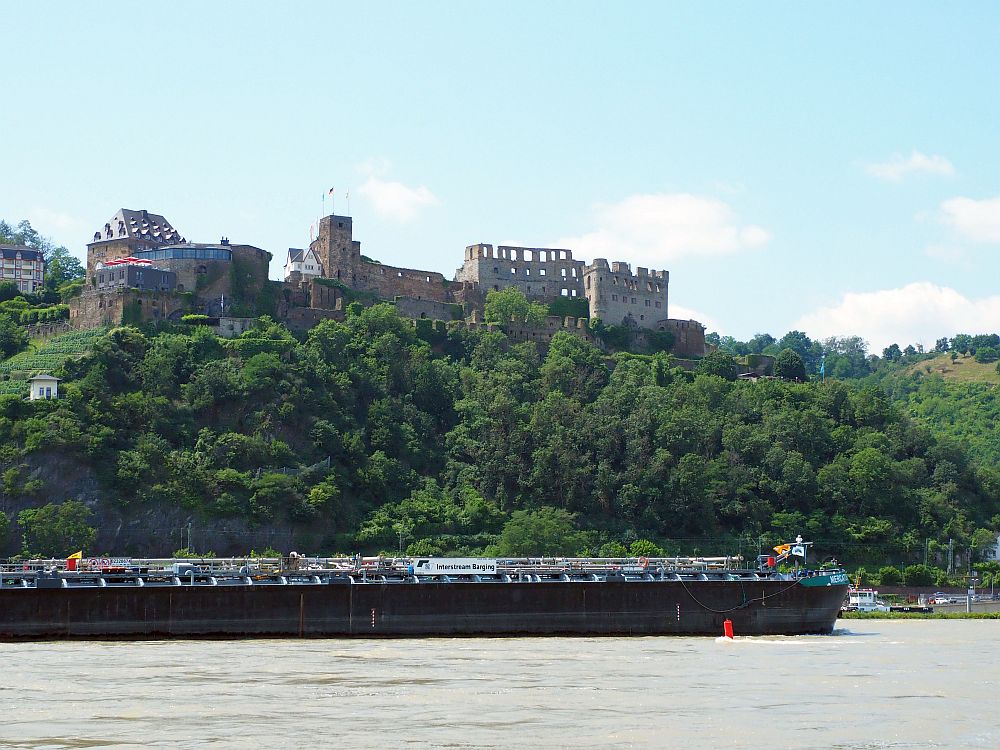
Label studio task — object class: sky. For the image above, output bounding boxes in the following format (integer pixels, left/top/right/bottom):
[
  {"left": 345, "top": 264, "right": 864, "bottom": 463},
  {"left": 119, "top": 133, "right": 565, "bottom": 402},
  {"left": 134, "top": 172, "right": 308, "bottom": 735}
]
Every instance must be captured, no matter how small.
[{"left": 3, "top": 2, "right": 1000, "bottom": 352}]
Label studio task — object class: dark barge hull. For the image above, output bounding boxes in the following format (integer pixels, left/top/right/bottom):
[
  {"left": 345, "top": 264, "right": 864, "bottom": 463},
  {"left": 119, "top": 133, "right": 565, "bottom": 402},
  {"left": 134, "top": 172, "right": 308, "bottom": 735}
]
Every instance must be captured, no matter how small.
[{"left": 0, "top": 579, "right": 846, "bottom": 640}]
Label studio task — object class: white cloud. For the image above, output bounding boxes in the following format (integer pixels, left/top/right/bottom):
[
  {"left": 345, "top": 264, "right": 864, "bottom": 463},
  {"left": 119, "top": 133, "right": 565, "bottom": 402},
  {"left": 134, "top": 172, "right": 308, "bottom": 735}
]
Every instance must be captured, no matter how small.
[
  {"left": 940, "top": 195, "right": 1000, "bottom": 243},
  {"left": 554, "top": 193, "right": 770, "bottom": 269},
  {"left": 866, "top": 151, "right": 955, "bottom": 181},
  {"left": 794, "top": 282, "right": 1000, "bottom": 352},
  {"left": 356, "top": 160, "right": 439, "bottom": 222}
]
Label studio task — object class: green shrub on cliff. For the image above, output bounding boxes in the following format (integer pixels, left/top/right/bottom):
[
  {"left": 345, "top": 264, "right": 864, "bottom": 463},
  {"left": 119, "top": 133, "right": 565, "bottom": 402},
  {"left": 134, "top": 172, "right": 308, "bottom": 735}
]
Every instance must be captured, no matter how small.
[{"left": 18, "top": 501, "right": 97, "bottom": 558}]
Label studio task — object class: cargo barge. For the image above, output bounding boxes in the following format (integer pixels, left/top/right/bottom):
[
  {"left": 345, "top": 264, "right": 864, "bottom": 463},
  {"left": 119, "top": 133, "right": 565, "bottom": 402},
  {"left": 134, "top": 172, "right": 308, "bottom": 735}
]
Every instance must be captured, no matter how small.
[{"left": 0, "top": 550, "right": 848, "bottom": 640}]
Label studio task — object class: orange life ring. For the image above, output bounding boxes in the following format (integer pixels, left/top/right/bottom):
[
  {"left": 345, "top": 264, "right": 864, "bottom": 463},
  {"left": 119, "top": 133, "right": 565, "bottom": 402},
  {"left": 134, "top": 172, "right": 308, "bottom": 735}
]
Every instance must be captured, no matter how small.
[{"left": 639, "top": 557, "right": 649, "bottom": 567}]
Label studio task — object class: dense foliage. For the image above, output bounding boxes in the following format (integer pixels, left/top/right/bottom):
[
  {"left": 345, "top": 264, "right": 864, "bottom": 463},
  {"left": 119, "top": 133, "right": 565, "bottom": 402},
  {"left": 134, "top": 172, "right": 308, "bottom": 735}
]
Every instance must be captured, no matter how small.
[{"left": 0, "top": 305, "right": 996, "bottom": 567}]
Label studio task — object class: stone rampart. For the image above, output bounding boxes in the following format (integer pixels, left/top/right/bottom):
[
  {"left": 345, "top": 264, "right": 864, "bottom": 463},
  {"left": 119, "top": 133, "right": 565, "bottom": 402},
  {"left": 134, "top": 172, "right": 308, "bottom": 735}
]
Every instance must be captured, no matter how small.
[
  {"left": 502, "top": 314, "right": 596, "bottom": 348},
  {"left": 395, "top": 296, "right": 463, "bottom": 321},
  {"left": 69, "top": 288, "right": 187, "bottom": 328},
  {"left": 655, "top": 318, "right": 706, "bottom": 358}
]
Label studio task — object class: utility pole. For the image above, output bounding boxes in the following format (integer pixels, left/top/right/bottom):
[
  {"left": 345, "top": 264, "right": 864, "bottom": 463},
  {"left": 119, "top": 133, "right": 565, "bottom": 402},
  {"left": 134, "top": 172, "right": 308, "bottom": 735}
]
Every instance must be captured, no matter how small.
[{"left": 948, "top": 538, "right": 954, "bottom": 574}]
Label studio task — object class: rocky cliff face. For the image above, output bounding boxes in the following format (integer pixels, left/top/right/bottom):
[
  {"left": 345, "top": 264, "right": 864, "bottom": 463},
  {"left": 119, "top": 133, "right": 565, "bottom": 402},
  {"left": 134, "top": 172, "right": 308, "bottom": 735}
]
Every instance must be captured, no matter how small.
[{"left": 1, "top": 452, "right": 330, "bottom": 558}]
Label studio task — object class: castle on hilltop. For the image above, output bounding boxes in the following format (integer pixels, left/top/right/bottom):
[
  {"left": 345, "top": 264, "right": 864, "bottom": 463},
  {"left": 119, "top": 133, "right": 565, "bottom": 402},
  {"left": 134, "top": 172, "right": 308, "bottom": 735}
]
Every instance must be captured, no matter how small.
[
  {"left": 306, "top": 215, "right": 705, "bottom": 354},
  {"left": 70, "top": 206, "right": 707, "bottom": 357}
]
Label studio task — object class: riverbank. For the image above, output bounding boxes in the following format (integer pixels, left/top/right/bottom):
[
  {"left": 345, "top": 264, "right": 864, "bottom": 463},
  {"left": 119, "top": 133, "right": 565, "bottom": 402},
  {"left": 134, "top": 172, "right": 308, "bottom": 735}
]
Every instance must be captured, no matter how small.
[{"left": 841, "top": 611, "right": 1000, "bottom": 620}]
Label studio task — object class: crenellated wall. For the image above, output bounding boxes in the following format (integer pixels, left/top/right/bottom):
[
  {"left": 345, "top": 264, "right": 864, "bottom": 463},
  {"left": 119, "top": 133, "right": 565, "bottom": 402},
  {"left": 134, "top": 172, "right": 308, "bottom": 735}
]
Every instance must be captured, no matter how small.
[{"left": 583, "top": 258, "right": 668, "bottom": 329}]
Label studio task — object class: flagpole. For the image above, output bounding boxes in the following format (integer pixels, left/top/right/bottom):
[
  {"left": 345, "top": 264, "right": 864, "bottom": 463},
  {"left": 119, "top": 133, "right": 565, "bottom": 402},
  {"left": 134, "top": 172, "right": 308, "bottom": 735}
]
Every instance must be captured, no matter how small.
[{"left": 322, "top": 191, "right": 325, "bottom": 218}]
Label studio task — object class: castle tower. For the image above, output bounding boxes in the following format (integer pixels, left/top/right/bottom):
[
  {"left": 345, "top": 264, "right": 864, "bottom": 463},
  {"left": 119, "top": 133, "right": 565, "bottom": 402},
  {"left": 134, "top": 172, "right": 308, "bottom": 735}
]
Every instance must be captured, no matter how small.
[
  {"left": 311, "top": 214, "right": 358, "bottom": 284},
  {"left": 583, "top": 259, "right": 669, "bottom": 329}
]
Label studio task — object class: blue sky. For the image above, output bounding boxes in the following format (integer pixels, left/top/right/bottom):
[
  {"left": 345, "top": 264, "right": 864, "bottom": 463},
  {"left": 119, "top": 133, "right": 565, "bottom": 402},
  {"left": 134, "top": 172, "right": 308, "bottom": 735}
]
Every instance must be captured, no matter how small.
[{"left": 3, "top": 2, "right": 999, "bottom": 350}]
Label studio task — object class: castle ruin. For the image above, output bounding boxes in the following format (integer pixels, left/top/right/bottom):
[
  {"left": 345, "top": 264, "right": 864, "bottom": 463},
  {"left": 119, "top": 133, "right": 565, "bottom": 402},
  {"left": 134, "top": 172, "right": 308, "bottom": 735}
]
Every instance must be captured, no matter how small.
[{"left": 71, "top": 204, "right": 707, "bottom": 357}]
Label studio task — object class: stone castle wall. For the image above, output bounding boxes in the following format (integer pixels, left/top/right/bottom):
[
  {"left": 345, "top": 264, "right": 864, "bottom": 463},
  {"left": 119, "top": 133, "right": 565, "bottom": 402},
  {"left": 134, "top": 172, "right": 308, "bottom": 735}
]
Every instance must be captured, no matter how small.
[
  {"left": 394, "top": 296, "right": 463, "bottom": 321},
  {"left": 455, "top": 244, "right": 586, "bottom": 301},
  {"left": 69, "top": 289, "right": 187, "bottom": 328},
  {"left": 654, "top": 318, "right": 706, "bottom": 358},
  {"left": 501, "top": 315, "right": 596, "bottom": 348},
  {"left": 583, "top": 258, "right": 668, "bottom": 330},
  {"left": 310, "top": 215, "right": 455, "bottom": 303},
  {"left": 86, "top": 238, "right": 133, "bottom": 279}
]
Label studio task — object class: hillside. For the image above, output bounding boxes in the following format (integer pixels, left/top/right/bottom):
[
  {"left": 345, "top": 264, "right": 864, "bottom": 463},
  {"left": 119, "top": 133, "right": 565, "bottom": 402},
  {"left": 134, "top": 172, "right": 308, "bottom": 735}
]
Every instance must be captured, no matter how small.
[
  {"left": 0, "top": 327, "right": 109, "bottom": 396},
  {"left": 898, "top": 353, "right": 1000, "bottom": 385},
  {"left": 0, "top": 308, "right": 997, "bottom": 572}
]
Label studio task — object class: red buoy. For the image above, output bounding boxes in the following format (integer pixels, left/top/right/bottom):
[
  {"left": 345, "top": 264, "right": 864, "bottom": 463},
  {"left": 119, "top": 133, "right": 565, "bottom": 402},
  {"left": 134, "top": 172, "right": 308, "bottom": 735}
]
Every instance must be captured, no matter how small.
[{"left": 723, "top": 619, "right": 734, "bottom": 639}]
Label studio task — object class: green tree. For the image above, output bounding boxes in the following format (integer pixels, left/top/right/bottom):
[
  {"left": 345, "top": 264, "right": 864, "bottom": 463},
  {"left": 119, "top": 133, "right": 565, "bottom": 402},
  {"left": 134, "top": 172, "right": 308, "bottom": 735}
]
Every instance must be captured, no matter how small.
[
  {"left": 18, "top": 501, "right": 97, "bottom": 557},
  {"left": 44, "top": 247, "right": 85, "bottom": 289},
  {"left": 484, "top": 287, "right": 547, "bottom": 326},
  {"left": 696, "top": 351, "right": 738, "bottom": 381},
  {"left": 902, "top": 564, "right": 935, "bottom": 586},
  {"left": 540, "top": 332, "right": 607, "bottom": 401},
  {"left": 974, "top": 346, "right": 999, "bottom": 364},
  {"left": 877, "top": 565, "right": 902, "bottom": 586},
  {"left": 0, "top": 510, "right": 9, "bottom": 551},
  {"left": 774, "top": 348, "right": 806, "bottom": 381},
  {"left": 883, "top": 343, "right": 902, "bottom": 362},
  {"left": 491, "top": 507, "right": 590, "bottom": 556},
  {"left": 0, "top": 314, "right": 28, "bottom": 358},
  {"left": 951, "top": 334, "right": 972, "bottom": 355},
  {"left": 629, "top": 539, "right": 664, "bottom": 557},
  {"left": 748, "top": 333, "right": 776, "bottom": 354}
]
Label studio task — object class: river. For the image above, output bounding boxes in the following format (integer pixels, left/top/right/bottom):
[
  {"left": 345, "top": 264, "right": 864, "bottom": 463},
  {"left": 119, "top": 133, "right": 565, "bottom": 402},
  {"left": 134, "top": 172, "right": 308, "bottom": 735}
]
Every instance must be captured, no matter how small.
[{"left": 1, "top": 620, "right": 997, "bottom": 749}]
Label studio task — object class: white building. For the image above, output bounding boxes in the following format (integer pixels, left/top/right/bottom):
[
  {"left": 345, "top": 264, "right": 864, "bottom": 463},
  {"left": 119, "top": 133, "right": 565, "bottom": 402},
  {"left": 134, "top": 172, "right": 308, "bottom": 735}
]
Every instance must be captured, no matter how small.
[
  {"left": 28, "top": 374, "right": 59, "bottom": 400},
  {"left": 284, "top": 247, "right": 323, "bottom": 281},
  {"left": 0, "top": 244, "right": 45, "bottom": 294}
]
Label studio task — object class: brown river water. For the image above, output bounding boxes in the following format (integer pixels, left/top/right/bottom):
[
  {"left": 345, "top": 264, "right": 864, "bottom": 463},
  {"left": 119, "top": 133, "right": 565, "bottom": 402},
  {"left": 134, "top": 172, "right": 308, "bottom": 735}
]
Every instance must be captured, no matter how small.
[{"left": 1, "top": 620, "right": 997, "bottom": 749}]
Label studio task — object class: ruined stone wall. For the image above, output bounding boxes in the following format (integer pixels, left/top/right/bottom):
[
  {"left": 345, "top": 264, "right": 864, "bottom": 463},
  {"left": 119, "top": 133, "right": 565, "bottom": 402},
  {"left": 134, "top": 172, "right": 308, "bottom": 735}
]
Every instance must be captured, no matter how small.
[
  {"left": 455, "top": 244, "right": 585, "bottom": 302},
  {"left": 502, "top": 315, "right": 597, "bottom": 348},
  {"left": 310, "top": 214, "right": 453, "bottom": 302},
  {"left": 280, "top": 307, "right": 345, "bottom": 331},
  {"left": 394, "top": 296, "right": 462, "bottom": 321},
  {"left": 213, "top": 317, "right": 257, "bottom": 338},
  {"left": 656, "top": 318, "right": 707, "bottom": 358},
  {"left": 308, "top": 278, "right": 341, "bottom": 310},
  {"left": 69, "top": 289, "right": 187, "bottom": 328},
  {"left": 584, "top": 259, "right": 668, "bottom": 329}
]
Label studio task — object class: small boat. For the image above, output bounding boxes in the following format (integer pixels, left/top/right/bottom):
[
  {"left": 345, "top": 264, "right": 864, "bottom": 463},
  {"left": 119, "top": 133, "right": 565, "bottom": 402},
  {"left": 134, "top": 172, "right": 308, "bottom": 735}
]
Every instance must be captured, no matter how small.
[{"left": 842, "top": 587, "right": 890, "bottom": 613}]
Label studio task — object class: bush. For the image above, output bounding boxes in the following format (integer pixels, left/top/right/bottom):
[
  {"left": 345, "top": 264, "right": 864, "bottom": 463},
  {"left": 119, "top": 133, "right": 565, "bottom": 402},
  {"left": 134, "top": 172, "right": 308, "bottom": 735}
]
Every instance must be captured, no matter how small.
[
  {"left": 877, "top": 565, "right": 902, "bottom": 586},
  {"left": 629, "top": 539, "right": 664, "bottom": 557},
  {"left": 697, "top": 351, "right": 739, "bottom": 380},
  {"left": 774, "top": 348, "right": 806, "bottom": 380},
  {"left": 975, "top": 346, "right": 999, "bottom": 364},
  {"left": 18, "top": 501, "right": 97, "bottom": 557},
  {"left": 902, "top": 564, "right": 936, "bottom": 586}
]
